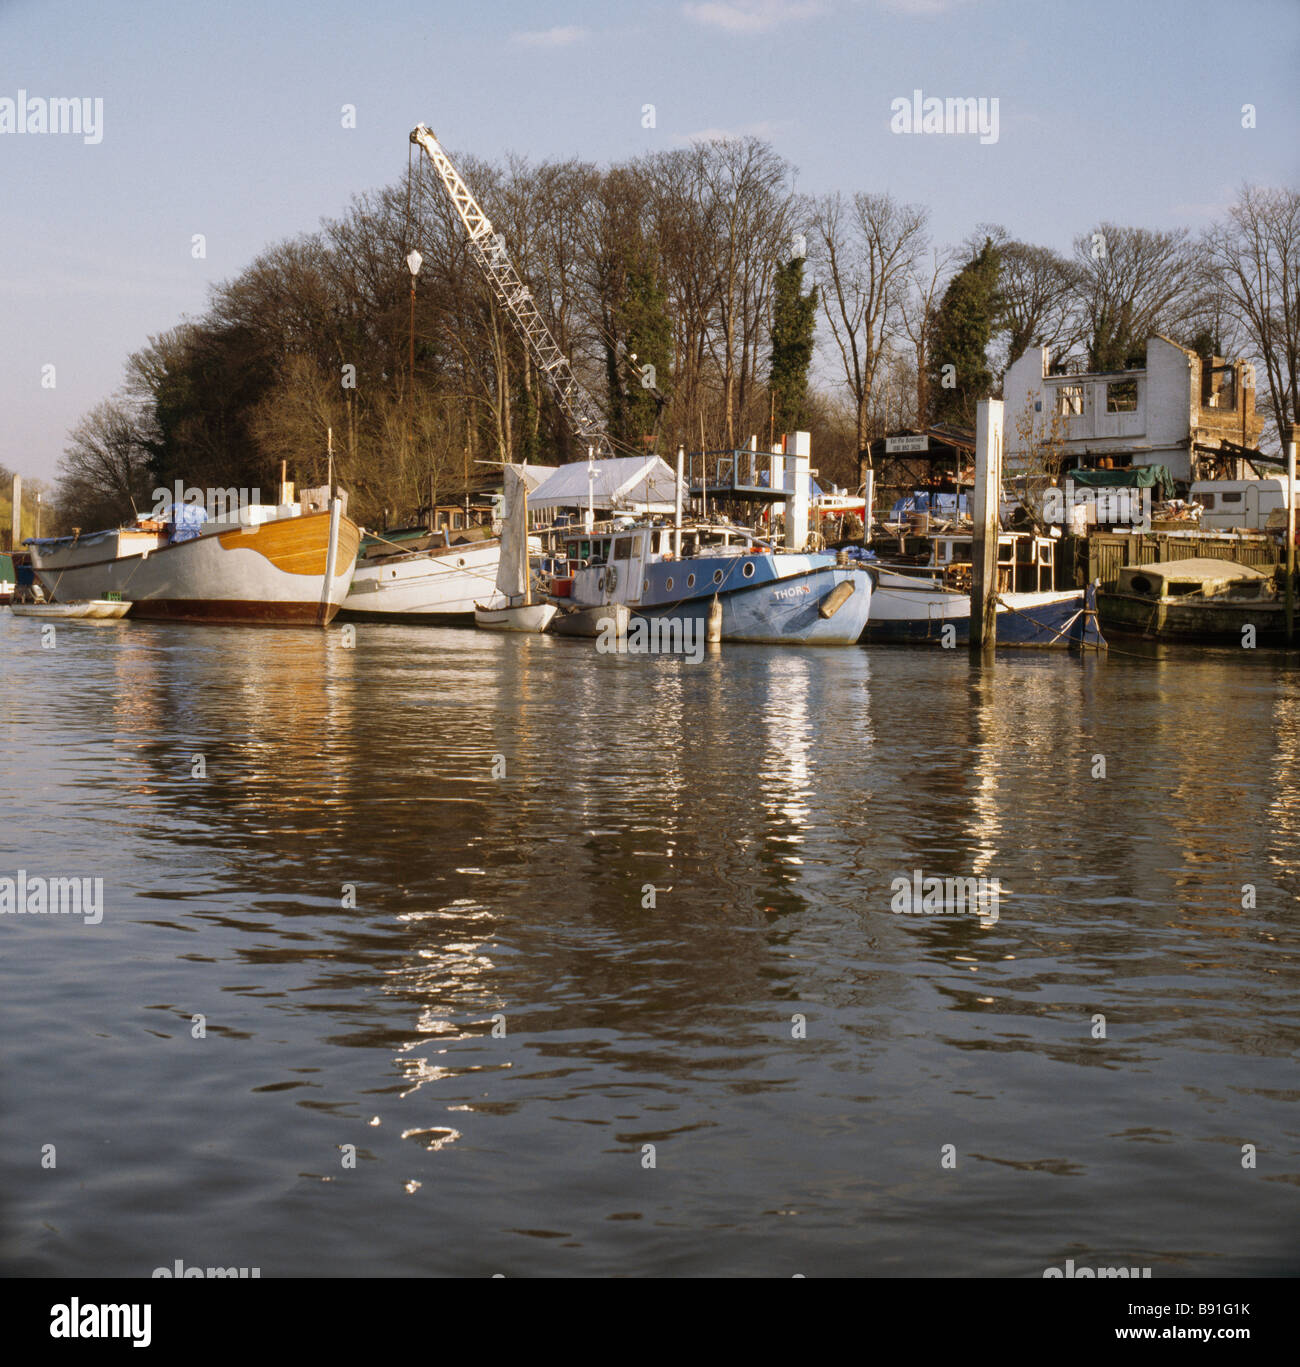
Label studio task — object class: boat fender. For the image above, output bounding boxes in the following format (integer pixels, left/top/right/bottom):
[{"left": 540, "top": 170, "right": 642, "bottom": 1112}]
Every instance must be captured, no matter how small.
[
  {"left": 603, "top": 564, "right": 618, "bottom": 594},
  {"left": 819, "top": 579, "right": 856, "bottom": 619},
  {"left": 706, "top": 595, "right": 722, "bottom": 642}
]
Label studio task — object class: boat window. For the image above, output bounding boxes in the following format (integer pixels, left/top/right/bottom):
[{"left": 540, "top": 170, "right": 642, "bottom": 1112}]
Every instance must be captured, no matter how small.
[
  {"left": 614, "top": 536, "right": 634, "bottom": 560},
  {"left": 1220, "top": 491, "right": 1243, "bottom": 505},
  {"left": 1107, "top": 379, "right": 1138, "bottom": 413},
  {"left": 742, "top": 561, "right": 755, "bottom": 578},
  {"left": 1130, "top": 575, "right": 1155, "bottom": 594},
  {"left": 687, "top": 574, "right": 695, "bottom": 588},
  {"left": 1197, "top": 493, "right": 1216, "bottom": 509}
]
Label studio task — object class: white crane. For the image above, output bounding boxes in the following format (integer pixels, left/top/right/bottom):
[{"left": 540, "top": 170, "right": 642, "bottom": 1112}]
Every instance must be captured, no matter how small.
[{"left": 409, "top": 123, "right": 613, "bottom": 457}]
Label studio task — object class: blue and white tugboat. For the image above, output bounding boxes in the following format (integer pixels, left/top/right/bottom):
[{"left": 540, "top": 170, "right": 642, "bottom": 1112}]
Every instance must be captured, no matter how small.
[
  {"left": 536, "top": 437, "right": 872, "bottom": 646},
  {"left": 546, "top": 520, "right": 870, "bottom": 645}
]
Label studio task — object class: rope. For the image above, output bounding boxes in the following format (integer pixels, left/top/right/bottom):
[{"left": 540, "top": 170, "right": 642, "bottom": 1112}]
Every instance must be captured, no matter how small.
[
  {"left": 992, "top": 594, "right": 1107, "bottom": 650},
  {"left": 358, "top": 529, "right": 517, "bottom": 589}
]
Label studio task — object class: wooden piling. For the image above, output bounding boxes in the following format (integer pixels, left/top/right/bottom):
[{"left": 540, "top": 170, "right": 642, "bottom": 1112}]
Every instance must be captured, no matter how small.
[
  {"left": 970, "top": 399, "right": 1003, "bottom": 651},
  {"left": 1286, "top": 424, "right": 1296, "bottom": 645}
]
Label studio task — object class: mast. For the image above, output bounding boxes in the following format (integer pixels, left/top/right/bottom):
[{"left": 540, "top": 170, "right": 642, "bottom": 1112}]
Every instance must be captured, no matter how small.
[{"left": 521, "top": 476, "right": 531, "bottom": 608}]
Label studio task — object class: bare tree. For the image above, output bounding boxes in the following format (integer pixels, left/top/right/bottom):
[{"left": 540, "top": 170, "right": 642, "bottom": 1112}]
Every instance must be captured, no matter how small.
[
  {"left": 692, "top": 138, "right": 796, "bottom": 447},
  {"left": 899, "top": 245, "right": 955, "bottom": 426},
  {"left": 1203, "top": 184, "right": 1300, "bottom": 446},
  {"left": 1071, "top": 223, "right": 1198, "bottom": 370},
  {"left": 996, "top": 239, "right": 1085, "bottom": 373},
  {"left": 811, "top": 191, "right": 929, "bottom": 455},
  {"left": 55, "top": 399, "right": 155, "bottom": 530}
]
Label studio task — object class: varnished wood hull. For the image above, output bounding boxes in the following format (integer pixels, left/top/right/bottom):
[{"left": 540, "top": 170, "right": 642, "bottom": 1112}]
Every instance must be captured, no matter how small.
[{"left": 29, "top": 508, "right": 360, "bottom": 626}]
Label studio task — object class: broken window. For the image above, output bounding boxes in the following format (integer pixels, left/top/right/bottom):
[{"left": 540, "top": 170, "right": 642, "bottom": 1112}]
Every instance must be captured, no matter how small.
[
  {"left": 1203, "top": 364, "right": 1237, "bottom": 411},
  {"left": 1107, "top": 380, "right": 1138, "bottom": 413},
  {"left": 1057, "top": 385, "right": 1084, "bottom": 417}
]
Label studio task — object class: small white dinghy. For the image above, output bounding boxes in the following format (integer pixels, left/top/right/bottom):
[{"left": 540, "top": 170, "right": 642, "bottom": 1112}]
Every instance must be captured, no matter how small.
[
  {"left": 473, "top": 464, "right": 555, "bottom": 633},
  {"left": 474, "top": 599, "right": 557, "bottom": 632},
  {"left": 10, "top": 599, "right": 131, "bottom": 620}
]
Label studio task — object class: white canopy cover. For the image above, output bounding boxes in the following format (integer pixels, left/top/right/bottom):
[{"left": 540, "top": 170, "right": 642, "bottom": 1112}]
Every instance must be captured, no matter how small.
[{"left": 528, "top": 456, "right": 678, "bottom": 513}]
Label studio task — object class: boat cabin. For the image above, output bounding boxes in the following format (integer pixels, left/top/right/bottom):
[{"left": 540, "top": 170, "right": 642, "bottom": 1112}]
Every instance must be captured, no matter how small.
[
  {"left": 551, "top": 522, "right": 769, "bottom": 604},
  {"left": 1115, "top": 559, "right": 1275, "bottom": 602},
  {"left": 929, "top": 532, "right": 1056, "bottom": 593}
]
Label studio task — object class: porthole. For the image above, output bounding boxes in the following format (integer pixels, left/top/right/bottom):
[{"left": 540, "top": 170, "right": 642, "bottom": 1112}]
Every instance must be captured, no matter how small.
[
  {"left": 713, "top": 569, "right": 724, "bottom": 584},
  {"left": 643, "top": 578, "right": 649, "bottom": 593},
  {"left": 666, "top": 577, "right": 674, "bottom": 591},
  {"left": 458, "top": 558, "right": 465, "bottom": 566},
  {"left": 742, "top": 561, "right": 755, "bottom": 578},
  {"left": 687, "top": 574, "right": 695, "bottom": 588}
]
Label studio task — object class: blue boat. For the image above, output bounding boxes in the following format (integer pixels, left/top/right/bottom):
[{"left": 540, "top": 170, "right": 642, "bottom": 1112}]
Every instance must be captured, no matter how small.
[
  {"left": 546, "top": 521, "right": 872, "bottom": 645},
  {"left": 861, "top": 532, "right": 1104, "bottom": 647},
  {"left": 864, "top": 566, "right": 1104, "bottom": 647}
]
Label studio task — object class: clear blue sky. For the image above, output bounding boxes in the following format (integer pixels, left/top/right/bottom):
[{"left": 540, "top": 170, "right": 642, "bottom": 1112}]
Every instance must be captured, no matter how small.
[{"left": 3, "top": 0, "right": 1297, "bottom": 484}]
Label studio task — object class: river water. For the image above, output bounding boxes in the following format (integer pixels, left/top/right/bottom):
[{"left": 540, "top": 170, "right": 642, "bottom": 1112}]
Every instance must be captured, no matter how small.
[{"left": 1, "top": 614, "right": 1297, "bottom": 1278}]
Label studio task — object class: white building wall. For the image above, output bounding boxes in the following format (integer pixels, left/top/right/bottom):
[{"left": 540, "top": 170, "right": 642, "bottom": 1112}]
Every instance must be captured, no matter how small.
[
  {"left": 1144, "top": 337, "right": 1196, "bottom": 455},
  {"left": 1003, "top": 338, "right": 1196, "bottom": 482}
]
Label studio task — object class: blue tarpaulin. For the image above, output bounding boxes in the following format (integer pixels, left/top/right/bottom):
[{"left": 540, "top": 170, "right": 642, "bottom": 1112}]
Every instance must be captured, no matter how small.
[
  {"left": 889, "top": 491, "right": 969, "bottom": 520},
  {"left": 162, "top": 503, "right": 209, "bottom": 542}
]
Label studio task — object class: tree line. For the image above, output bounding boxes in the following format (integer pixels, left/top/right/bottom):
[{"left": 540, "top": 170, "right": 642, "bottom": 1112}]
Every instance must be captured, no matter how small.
[{"left": 52, "top": 137, "right": 1299, "bottom": 533}]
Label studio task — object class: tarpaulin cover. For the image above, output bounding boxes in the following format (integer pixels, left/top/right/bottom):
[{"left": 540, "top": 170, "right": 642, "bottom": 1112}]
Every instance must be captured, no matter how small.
[
  {"left": 529, "top": 456, "right": 678, "bottom": 512},
  {"left": 889, "top": 491, "right": 969, "bottom": 519},
  {"left": 161, "top": 503, "right": 210, "bottom": 542},
  {"left": 1068, "top": 465, "right": 1176, "bottom": 499}
]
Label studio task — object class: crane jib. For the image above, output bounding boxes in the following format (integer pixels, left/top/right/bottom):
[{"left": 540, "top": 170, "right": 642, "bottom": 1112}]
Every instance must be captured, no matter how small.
[{"left": 409, "top": 122, "right": 614, "bottom": 457}]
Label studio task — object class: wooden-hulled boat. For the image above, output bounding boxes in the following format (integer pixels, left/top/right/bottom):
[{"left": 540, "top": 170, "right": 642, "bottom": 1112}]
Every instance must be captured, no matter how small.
[
  {"left": 1097, "top": 558, "right": 1284, "bottom": 642},
  {"left": 27, "top": 499, "right": 359, "bottom": 626}
]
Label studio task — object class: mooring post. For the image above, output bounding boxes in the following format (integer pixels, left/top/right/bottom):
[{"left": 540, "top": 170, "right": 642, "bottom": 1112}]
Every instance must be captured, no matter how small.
[
  {"left": 970, "top": 398, "right": 1003, "bottom": 651},
  {"left": 9, "top": 473, "right": 21, "bottom": 551},
  {"left": 1286, "top": 423, "right": 1297, "bottom": 646}
]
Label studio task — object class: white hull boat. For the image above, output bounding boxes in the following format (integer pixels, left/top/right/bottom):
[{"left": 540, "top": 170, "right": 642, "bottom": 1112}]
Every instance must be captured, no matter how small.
[
  {"left": 9, "top": 599, "right": 131, "bottom": 620},
  {"left": 342, "top": 536, "right": 514, "bottom": 623},
  {"left": 474, "top": 599, "right": 558, "bottom": 632},
  {"left": 473, "top": 463, "right": 555, "bottom": 634},
  {"left": 27, "top": 500, "right": 359, "bottom": 626}
]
